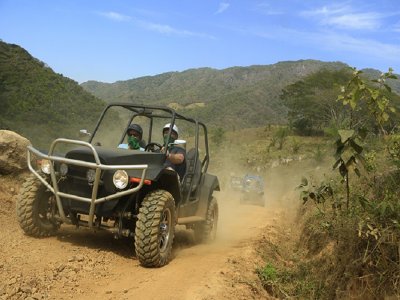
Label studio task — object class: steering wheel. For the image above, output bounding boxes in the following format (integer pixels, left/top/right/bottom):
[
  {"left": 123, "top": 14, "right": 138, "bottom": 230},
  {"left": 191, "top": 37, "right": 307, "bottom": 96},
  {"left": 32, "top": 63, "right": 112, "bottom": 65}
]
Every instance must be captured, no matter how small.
[{"left": 145, "top": 142, "right": 163, "bottom": 152}]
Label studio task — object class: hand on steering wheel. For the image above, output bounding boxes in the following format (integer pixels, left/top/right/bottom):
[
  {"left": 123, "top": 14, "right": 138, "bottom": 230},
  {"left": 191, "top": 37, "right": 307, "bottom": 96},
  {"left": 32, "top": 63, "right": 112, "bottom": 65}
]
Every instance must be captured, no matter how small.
[{"left": 144, "top": 142, "right": 163, "bottom": 152}]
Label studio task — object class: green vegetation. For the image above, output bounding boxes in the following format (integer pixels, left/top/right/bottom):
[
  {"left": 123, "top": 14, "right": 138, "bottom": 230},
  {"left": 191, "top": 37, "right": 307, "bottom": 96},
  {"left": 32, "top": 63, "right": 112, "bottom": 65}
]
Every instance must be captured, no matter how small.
[
  {"left": 0, "top": 41, "right": 106, "bottom": 148},
  {"left": 256, "top": 69, "right": 400, "bottom": 299},
  {"left": 210, "top": 127, "right": 226, "bottom": 146}
]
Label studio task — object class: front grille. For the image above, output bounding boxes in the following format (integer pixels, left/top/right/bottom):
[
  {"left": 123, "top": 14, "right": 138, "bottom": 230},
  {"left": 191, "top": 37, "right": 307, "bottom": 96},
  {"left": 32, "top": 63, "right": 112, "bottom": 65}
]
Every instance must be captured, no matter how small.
[{"left": 68, "top": 165, "right": 90, "bottom": 180}]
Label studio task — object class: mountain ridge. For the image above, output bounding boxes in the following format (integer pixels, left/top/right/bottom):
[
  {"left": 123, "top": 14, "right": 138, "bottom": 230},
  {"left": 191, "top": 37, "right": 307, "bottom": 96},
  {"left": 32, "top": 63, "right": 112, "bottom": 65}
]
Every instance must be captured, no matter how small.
[{"left": 81, "top": 60, "right": 351, "bottom": 127}]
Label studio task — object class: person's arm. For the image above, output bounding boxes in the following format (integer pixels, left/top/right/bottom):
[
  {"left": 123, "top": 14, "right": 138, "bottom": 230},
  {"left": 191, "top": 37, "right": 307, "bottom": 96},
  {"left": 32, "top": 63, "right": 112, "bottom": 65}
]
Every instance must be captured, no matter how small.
[{"left": 167, "top": 151, "right": 184, "bottom": 164}]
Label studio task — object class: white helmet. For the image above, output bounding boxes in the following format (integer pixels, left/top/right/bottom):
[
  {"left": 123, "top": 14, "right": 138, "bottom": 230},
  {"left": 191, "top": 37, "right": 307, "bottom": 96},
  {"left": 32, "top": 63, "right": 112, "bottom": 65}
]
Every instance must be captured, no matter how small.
[{"left": 163, "top": 123, "right": 179, "bottom": 136}]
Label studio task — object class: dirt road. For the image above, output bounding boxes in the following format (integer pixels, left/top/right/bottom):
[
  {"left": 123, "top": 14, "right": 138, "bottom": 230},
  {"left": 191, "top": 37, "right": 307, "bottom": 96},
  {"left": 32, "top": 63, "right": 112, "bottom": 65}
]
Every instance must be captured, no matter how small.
[{"left": 0, "top": 174, "right": 282, "bottom": 300}]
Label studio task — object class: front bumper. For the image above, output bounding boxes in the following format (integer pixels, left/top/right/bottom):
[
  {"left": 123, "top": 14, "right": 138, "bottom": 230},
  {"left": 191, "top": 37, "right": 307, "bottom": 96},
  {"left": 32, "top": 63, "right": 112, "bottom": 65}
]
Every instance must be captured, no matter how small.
[{"left": 27, "top": 138, "right": 148, "bottom": 228}]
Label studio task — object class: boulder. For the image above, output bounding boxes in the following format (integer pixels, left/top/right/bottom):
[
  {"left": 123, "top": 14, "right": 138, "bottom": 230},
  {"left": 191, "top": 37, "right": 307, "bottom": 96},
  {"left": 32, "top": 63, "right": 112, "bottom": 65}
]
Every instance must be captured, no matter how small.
[{"left": 0, "top": 130, "right": 31, "bottom": 175}]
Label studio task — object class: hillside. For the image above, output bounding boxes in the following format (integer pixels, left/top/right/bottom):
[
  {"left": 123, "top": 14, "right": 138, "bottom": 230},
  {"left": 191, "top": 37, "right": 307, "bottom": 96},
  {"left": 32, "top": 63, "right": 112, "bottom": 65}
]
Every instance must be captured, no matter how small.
[
  {"left": 1, "top": 40, "right": 398, "bottom": 145},
  {"left": 0, "top": 41, "right": 106, "bottom": 148},
  {"left": 81, "top": 60, "right": 351, "bottom": 128}
]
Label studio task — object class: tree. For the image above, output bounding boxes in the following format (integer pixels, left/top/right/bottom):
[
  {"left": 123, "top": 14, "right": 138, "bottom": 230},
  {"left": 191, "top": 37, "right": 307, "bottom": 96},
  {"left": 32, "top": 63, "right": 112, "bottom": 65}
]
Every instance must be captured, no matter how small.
[
  {"left": 337, "top": 68, "right": 398, "bottom": 135},
  {"left": 281, "top": 69, "right": 353, "bottom": 135},
  {"left": 211, "top": 127, "right": 225, "bottom": 146}
]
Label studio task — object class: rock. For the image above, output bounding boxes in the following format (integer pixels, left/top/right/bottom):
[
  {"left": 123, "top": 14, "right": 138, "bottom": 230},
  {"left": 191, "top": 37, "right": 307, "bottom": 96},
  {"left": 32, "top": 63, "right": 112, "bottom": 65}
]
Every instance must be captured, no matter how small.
[
  {"left": 20, "top": 284, "right": 32, "bottom": 293},
  {"left": 55, "top": 263, "right": 66, "bottom": 273},
  {"left": 75, "top": 255, "right": 84, "bottom": 262},
  {"left": 0, "top": 130, "right": 31, "bottom": 175},
  {"left": 32, "top": 293, "right": 43, "bottom": 300}
]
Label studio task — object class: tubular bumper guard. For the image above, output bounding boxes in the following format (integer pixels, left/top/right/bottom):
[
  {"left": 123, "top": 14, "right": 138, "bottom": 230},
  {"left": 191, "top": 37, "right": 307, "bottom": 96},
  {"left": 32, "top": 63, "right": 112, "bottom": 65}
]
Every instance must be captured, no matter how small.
[{"left": 27, "top": 138, "right": 148, "bottom": 228}]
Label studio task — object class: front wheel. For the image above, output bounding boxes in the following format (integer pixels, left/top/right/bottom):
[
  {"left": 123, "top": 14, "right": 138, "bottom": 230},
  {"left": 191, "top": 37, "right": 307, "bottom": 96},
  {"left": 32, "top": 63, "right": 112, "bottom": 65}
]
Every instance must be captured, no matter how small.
[
  {"left": 135, "top": 190, "right": 176, "bottom": 267},
  {"left": 194, "top": 197, "right": 218, "bottom": 243},
  {"left": 16, "top": 174, "right": 59, "bottom": 237}
]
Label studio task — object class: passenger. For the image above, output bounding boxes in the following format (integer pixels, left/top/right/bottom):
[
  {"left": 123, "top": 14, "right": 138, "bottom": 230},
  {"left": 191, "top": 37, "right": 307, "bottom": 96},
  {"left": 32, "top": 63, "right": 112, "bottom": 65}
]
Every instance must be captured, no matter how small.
[{"left": 162, "top": 123, "right": 186, "bottom": 180}]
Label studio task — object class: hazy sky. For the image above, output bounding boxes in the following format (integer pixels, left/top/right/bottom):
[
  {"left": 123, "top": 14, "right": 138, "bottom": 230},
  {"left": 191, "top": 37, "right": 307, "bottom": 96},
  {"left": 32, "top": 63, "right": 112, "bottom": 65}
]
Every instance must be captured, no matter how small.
[{"left": 1, "top": 0, "right": 399, "bottom": 83}]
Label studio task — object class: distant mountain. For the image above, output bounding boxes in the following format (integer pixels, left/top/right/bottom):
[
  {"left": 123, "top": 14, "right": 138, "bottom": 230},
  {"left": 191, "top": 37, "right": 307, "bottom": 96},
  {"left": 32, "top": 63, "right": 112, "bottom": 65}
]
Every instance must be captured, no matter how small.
[
  {"left": 81, "top": 60, "right": 351, "bottom": 128},
  {"left": 0, "top": 41, "right": 106, "bottom": 148}
]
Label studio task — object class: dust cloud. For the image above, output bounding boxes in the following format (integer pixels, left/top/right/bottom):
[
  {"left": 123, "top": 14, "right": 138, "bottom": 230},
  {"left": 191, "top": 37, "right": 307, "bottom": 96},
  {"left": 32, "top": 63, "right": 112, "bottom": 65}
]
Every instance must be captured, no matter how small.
[{"left": 210, "top": 153, "right": 334, "bottom": 248}]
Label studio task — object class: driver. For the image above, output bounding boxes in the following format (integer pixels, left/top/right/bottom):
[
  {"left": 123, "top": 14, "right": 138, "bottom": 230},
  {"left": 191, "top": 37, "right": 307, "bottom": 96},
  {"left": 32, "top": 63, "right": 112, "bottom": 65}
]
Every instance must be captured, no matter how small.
[
  {"left": 162, "top": 123, "right": 186, "bottom": 180},
  {"left": 118, "top": 124, "right": 145, "bottom": 150}
]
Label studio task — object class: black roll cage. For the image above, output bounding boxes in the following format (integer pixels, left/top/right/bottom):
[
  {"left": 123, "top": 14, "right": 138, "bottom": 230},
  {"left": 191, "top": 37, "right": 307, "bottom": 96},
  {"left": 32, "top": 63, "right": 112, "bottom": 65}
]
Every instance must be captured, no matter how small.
[{"left": 88, "top": 102, "right": 210, "bottom": 185}]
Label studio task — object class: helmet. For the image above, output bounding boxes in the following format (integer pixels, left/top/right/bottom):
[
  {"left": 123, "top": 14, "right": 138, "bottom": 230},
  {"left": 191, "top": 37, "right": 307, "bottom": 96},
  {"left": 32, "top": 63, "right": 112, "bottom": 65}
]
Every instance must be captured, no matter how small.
[
  {"left": 163, "top": 123, "right": 179, "bottom": 136},
  {"left": 127, "top": 124, "right": 143, "bottom": 139}
]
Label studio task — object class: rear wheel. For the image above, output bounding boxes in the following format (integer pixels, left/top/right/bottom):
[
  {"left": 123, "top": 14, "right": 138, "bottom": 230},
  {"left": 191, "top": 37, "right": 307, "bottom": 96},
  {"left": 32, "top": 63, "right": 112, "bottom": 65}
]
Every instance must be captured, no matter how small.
[
  {"left": 16, "top": 174, "right": 59, "bottom": 237},
  {"left": 135, "top": 190, "right": 176, "bottom": 267},
  {"left": 194, "top": 197, "right": 218, "bottom": 243}
]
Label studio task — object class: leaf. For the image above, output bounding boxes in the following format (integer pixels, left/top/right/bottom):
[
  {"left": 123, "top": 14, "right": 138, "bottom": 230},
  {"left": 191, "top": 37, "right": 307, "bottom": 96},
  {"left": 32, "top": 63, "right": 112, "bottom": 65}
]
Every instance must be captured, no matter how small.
[
  {"left": 382, "top": 112, "right": 389, "bottom": 122},
  {"left": 333, "top": 158, "right": 342, "bottom": 170},
  {"left": 354, "top": 167, "right": 361, "bottom": 177},
  {"left": 345, "top": 156, "right": 356, "bottom": 169},
  {"left": 297, "top": 177, "right": 308, "bottom": 189},
  {"left": 357, "top": 127, "right": 368, "bottom": 140},
  {"left": 355, "top": 153, "right": 366, "bottom": 167},
  {"left": 335, "top": 138, "right": 344, "bottom": 150},
  {"left": 338, "top": 129, "right": 354, "bottom": 143},
  {"left": 371, "top": 89, "right": 379, "bottom": 100},
  {"left": 339, "top": 164, "right": 347, "bottom": 177},
  {"left": 350, "top": 94, "right": 357, "bottom": 109},
  {"left": 358, "top": 196, "right": 369, "bottom": 210},
  {"left": 349, "top": 139, "right": 363, "bottom": 154},
  {"left": 388, "top": 203, "right": 394, "bottom": 213},
  {"left": 300, "top": 191, "right": 309, "bottom": 204},
  {"left": 380, "top": 202, "right": 387, "bottom": 216},
  {"left": 337, "top": 95, "right": 344, "bottom": 102}
]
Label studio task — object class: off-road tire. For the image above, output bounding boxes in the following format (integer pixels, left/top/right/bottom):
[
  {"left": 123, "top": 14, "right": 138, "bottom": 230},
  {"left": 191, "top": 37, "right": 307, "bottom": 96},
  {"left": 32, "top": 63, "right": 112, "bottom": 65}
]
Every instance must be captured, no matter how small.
[
  {"left": 135, "top": 189, "right": 176, "bottom": 268},
  {"left": 194, "top": 197, "right": 218, "bottom": 243},
  {"left": 16, "top": 174, "right": 58, "bottom": 237}
]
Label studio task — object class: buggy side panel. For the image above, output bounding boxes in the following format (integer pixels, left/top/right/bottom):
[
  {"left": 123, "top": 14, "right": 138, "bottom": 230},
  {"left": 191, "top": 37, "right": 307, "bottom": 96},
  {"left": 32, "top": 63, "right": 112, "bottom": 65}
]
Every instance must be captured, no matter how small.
[
  {"left": 157, "top": 170, "right": 182, "bottom": 205},
  {"left": 195, "top": 173, "right": 220, "bottom": 218}
]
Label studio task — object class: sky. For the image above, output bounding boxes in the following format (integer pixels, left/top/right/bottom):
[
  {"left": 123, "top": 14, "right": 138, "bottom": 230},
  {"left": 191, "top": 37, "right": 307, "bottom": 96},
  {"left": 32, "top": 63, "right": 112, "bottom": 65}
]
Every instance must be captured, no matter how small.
[{"left": 1, "top": 0, "right": 400, "bottom": 83}]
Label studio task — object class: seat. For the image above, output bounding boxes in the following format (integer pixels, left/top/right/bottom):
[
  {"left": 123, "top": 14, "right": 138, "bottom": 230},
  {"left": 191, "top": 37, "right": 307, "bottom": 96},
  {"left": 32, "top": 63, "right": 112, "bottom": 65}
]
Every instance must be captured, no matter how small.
[
  {"left": 139, "top": 139, "right": 147, "bottom": 149},
  {"left": 182, "top": 148, "right": 202, "bottom": 196}
]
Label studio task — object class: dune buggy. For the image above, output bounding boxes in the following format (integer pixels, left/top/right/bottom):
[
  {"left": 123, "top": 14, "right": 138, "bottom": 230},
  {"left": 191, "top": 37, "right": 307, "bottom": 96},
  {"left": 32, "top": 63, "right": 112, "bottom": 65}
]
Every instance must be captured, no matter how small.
[
  {"left": 16, "top": 103, "right": 220, "bottom": 267},
  {"left": 240, "top": 174, "right": 265, "bottom": 207},
  {"left": 229, "top": 175, "right": 243, "bottom": 191}
]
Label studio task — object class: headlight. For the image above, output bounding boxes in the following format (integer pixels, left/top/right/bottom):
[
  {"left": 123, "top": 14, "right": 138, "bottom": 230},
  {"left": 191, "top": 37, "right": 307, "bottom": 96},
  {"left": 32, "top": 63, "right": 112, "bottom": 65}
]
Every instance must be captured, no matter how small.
[
  {"left": 41, "top": 159, "right": 52, "bottom": 174},
  {"left": 86, "top": 169, "right": 96, "bottom": 184},
  {"left": 113, "top": 170, "right": 129, "bottom": 189},
  {"left": 60, "top": 163, "right": 68, "bottom": 176}
]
